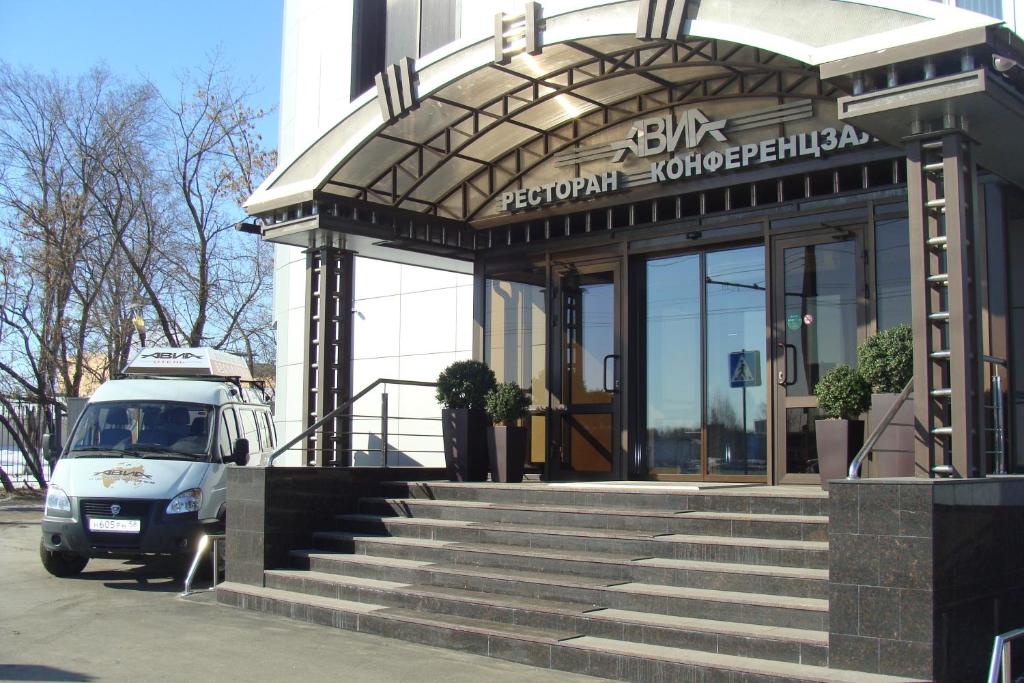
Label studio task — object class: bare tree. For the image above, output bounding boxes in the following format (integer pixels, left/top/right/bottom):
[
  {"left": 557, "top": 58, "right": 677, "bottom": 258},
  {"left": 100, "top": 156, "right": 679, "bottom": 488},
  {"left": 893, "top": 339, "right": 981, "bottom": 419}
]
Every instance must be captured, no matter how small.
[{"left": 0, "top": 59, "right": 275, "bottom": 491}]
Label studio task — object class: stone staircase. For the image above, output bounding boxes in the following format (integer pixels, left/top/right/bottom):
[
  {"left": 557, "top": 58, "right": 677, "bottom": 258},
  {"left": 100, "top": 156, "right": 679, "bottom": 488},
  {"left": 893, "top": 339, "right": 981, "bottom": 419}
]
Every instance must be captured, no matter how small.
[{"left": 217, "top": 482, "right": 921, "bottom": 682}]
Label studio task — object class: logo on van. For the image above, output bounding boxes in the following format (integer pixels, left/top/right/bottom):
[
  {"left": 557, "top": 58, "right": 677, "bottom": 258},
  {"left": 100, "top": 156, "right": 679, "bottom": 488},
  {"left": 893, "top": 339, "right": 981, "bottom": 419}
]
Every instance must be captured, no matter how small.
[
  {"left": 140, "top": 352, "right": 201, "bottom": 360},
  {"left": 91, "top": 465, "right": 155, "bottom": 489}
]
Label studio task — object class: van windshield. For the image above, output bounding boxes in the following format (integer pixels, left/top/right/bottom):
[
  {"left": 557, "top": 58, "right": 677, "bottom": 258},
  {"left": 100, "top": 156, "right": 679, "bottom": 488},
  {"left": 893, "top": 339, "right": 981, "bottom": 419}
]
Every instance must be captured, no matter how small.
[{"left": 66, "top": 401, "right": 215, "bottom": 461}]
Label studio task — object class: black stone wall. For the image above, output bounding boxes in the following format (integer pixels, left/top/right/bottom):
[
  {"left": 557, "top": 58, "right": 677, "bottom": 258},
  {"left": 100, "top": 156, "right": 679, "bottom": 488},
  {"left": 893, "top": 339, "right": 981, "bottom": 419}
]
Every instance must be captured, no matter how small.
[
  {"left": 829, "top": 478, "right": 1024, "bottom": 681},
  {"left": 225, "top": 467, "right": 446, "bottom": 586}
]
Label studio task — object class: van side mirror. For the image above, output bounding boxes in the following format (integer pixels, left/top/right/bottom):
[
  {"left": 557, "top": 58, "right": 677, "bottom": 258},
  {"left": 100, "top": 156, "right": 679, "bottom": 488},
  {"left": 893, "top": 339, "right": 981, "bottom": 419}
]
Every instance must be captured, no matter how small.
[
  {"left": 230, "top": 438, "right": 250, "bottom": 466},
  {"left": 44, "top": 432, "right": 61, "bottom": 465}
]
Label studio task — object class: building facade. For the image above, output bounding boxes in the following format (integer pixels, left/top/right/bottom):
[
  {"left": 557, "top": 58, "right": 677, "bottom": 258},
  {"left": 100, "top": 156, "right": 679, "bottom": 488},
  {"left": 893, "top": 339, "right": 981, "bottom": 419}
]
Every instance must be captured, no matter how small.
[{"left": 263, "top": 0, "right": 1024, "bottom": 485}]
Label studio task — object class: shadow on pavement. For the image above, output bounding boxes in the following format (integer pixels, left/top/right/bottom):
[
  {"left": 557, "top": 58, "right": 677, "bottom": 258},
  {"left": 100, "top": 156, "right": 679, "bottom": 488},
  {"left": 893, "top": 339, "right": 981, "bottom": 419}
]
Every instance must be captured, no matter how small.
[
  {"left": 67, "top": 558, "right": 188, "bottom": 593},
  {"left": 0, "top": 664, "right": 95, "bottom": 681}
]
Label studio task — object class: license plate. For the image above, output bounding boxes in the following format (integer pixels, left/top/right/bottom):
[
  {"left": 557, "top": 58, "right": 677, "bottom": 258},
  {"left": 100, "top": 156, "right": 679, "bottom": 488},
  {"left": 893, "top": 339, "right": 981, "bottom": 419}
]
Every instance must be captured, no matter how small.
[{"left": 88, "top": 518, "right": 141, "bottom": 533}]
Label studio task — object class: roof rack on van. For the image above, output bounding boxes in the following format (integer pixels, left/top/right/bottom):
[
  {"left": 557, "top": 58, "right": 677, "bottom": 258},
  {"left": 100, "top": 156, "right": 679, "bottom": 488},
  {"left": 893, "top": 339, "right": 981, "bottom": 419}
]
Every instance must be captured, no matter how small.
[
  {"left": 112, "top": 372, "right": 273, "bottom": 405},
  {"left": 120, "top": 348, "right": 273, "bottom": 403}
]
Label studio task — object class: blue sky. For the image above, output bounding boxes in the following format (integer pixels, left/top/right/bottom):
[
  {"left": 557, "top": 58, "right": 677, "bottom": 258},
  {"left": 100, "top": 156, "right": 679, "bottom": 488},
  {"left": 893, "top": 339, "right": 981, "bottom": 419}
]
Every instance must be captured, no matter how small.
[{"left": 0, "top": 0, "right": 283, "bottom": 150}]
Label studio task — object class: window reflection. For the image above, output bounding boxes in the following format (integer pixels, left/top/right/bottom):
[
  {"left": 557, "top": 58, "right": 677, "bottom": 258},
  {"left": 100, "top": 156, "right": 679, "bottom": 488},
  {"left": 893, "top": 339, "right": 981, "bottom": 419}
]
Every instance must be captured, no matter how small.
[
  {"left": 484, "top": 274, "right": 547, "bottom": 464},
  {"left": 706, "top": 247, "right": 767, "bottom": 477},
  {"left": 783, "top": 241, "right": 858, "bottom": 397},
  {"left": 646, "top": 255, "right": 701, "bottom": 474},
  {"left": 875, "top": 217, "right": 911, "bottom": 330},
  {"left": 645, "top": 246, "right": 767, "bottom": 477}
]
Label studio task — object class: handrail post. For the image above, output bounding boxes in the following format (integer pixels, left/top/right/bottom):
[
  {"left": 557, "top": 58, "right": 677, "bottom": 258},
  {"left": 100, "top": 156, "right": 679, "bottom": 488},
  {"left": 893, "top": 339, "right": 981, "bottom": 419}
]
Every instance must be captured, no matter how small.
[
  {"left": 1002, "top": 639, "right": 1010, "bottom": 683},
  {"left": 994, "top": 373, "right": 1006, "bottom": 475},
  {"left": 381, "top": 390, "right": 389, "bottom": 468}
]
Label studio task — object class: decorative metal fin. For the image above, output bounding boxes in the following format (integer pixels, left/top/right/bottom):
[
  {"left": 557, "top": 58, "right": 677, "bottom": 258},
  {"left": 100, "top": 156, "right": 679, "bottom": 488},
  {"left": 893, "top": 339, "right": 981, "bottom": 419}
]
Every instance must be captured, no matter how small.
[
  {"left": 375, "top": 57, "right": 418, "bottom": 123},
  {"left": 495, "top": 2, "right": 543, "bottom": 65},
  {"left": 636, "top": 0, "right": 688, "bottom": 41}
]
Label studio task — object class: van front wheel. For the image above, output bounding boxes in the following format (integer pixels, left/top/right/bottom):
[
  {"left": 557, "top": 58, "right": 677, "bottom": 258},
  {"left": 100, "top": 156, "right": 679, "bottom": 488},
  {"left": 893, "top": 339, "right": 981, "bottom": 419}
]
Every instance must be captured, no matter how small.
[{"left": 39, "top": 541, "right": 88, "bottom": 577}]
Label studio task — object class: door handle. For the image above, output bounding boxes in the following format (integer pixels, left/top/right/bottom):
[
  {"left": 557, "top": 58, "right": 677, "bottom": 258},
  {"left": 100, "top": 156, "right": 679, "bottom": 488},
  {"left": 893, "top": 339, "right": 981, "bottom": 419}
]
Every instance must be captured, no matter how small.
[
  {"left": 603, "top": 354, "right": 620, "bottom": 393},
  {"left": 777, "top": 343, "right": 798, "bottom": 387}
]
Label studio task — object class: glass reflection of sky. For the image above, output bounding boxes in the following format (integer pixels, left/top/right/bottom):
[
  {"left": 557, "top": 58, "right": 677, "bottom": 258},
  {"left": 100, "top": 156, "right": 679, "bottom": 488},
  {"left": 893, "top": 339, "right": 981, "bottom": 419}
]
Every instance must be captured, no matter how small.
[{"left": 646, "top": 246, "right": 767, "bottom": 475}]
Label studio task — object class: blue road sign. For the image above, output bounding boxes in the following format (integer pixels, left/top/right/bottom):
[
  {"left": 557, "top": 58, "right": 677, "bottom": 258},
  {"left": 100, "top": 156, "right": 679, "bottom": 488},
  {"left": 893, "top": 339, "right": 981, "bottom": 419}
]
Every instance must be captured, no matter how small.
[{"left": 729, "top": 350, "right": 761, "bottom": 388}]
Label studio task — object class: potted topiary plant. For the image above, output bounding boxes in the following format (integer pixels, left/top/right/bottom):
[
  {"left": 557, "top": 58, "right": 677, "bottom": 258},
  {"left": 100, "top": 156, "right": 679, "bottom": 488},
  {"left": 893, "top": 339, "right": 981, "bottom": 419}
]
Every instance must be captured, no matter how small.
[
  {"left": 484, "top": 382, "right": 531, "bottom": 483},
  {"left": 857, "top": 324, "right": 915, "bottom": 477},
  {"left": 436, "top": 360, "right": 496, "bottom": 482},
  {"left": 814, "top": 364, "right": 872, "bottom": 490}
]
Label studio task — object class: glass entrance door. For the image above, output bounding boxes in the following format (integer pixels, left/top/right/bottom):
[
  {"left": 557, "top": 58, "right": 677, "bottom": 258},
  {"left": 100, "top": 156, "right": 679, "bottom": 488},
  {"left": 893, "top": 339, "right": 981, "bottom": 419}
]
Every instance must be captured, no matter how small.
[
  {"left": 772, "top": 230, "right": 867, "bottom": 483},
  {"left": 550, "top": 263, "right": 620, "bottom": 478},
  {"left": 645, "top": 245, "right": 768, "bottom": 480}
]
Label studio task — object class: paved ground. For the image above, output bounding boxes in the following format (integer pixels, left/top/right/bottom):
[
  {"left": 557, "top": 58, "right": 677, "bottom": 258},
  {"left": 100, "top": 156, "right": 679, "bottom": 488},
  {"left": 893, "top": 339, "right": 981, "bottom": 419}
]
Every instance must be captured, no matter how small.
[{"left": 0, "top": 496, "right": 592, "bottom": 682}]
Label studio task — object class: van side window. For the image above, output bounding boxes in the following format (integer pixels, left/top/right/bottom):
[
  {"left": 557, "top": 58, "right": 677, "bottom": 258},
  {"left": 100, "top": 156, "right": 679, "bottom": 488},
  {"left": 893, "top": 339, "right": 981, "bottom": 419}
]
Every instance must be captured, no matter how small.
[
  {"left": 220, "top": 408, "right": 239, "bottom": 461},
  {"left": 262, "top": 412, "right": 275, "bottom": 447},
  {"left": 239, "top": 409, "right": 261, "bottom": 451}
]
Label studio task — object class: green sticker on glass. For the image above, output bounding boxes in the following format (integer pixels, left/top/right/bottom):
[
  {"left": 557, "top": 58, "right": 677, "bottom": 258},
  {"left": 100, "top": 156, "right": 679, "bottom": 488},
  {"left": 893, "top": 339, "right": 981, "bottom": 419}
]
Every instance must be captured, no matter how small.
[{"left": 786, "top": 313, "right": 802, "bottom": 331}]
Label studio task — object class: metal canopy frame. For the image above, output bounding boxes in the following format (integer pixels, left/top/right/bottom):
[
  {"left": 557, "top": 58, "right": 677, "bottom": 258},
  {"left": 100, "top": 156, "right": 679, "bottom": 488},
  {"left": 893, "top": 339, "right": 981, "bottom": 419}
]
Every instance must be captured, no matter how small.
[{"left": 316, "top": 37, "right": 842, "bottom": 224}]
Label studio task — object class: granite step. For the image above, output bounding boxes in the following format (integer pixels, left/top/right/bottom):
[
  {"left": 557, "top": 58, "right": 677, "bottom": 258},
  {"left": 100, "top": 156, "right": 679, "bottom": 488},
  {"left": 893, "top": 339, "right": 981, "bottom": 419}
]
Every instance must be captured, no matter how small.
[
  {"left": 382, "top": 481, "right": 828, "bottom": 516},
  {"left": 292, "top": 550, "right": 830, "bottom": 629},
  {"left": 335, "top": 513, "right": 830, "bottom": 569},
  {"left": 359, "top": 497, "right": 828, "bottom": 541},
  {"left": 217, "top": 582, "right": 918, "bottom": 682},
  {"left": 264, "top": 568, "right": 830, "bottom": 666},
  {"left": 313, "top": 530, "right": 828, "bottom": 598}
]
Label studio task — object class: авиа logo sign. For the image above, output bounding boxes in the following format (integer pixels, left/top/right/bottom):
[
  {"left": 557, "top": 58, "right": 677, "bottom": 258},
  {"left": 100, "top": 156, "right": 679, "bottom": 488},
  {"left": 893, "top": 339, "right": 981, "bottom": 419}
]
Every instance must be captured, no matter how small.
[
  {"left": 140, "top": 352, "right": 201, "bottom": 360},
  {"left": 498, "top": 101, "right": 872, "bottom": 212},
  {"left": 610, "top": 108, "right": 727, "bottom": 161}
]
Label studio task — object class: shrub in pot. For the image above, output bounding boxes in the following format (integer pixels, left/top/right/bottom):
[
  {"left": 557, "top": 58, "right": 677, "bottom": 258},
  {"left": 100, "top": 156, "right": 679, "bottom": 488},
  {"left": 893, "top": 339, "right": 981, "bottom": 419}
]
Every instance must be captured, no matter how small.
[
  {"left": 814, "top": 364, "right": 872, "bottom": 489},
  {"left": 436, "top": 360, "right": 496, "bottom": 482},
  {"left": 857, "top": 324, "right": 915, "bottom": 477},
  {"left": 484, "top": 382, "right": 531, "bottom": 483}
]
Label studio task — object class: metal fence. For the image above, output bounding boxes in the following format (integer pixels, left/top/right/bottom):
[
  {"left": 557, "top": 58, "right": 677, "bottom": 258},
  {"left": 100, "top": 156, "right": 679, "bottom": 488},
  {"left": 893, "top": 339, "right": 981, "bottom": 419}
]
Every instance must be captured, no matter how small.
[{"left": 0, "top": 398, "right": 51, "bottom": 488}]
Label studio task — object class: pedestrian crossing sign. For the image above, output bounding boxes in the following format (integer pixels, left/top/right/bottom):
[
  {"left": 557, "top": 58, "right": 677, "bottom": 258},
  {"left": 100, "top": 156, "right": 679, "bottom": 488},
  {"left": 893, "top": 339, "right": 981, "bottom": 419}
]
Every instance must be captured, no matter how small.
[{"left": 729, "top": 350, "right": 761, "bottom": 388}]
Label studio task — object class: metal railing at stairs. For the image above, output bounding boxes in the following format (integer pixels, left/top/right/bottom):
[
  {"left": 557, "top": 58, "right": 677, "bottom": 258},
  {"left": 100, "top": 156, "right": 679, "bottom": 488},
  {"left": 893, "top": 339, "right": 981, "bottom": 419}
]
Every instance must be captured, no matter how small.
[
  {"left": 849, "top": 355, "right": 1008, "bottom": 479},
  {"left": 988, "top": 626, "right": 1024, "bottom": 683},
  {"left": 848, "top": 379, "right": 914, "bottom": 480},
  {"left": 267, "top": 378, "right": 439, "bottom": 468}
]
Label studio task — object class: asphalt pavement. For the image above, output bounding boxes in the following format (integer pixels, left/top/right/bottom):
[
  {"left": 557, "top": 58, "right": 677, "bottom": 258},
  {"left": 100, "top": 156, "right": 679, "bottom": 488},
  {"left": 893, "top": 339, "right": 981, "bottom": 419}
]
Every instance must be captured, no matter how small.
[{"left": 0, "top": 497, "right": 592, "bottom": 682}]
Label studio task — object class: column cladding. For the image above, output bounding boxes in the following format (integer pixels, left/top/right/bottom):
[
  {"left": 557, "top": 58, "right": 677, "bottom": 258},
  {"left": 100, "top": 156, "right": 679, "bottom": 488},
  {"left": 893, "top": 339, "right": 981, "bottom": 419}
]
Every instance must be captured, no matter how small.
[{"left": 302, "top": 248, "right": 354, "bottom": 466}]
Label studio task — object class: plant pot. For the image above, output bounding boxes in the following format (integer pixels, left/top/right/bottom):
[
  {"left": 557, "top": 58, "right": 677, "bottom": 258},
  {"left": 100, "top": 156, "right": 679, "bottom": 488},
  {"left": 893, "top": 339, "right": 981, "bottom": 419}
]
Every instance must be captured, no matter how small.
[
  {"left": 440, "top": 408, "right": 488, "bottom": 482},
  {"left": 486, "top": 425, "right": 526, "bottom": 483},
  {"left": 814, "top": 419, "right": 865, "bottom": 490},
  {"left": 867, "top": 393, "right": 916, "bottom": 478}
]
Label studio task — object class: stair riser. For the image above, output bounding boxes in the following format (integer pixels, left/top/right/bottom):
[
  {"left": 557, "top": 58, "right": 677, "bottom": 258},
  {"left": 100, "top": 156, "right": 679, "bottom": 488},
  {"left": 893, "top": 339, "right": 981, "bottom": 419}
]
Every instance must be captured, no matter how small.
[
  {"left": 359, "top": 500, "right": 828, "bottom": 542},
  {"left": 314, "top": 535, "right": 826, "bottom": 599},
  {"left": 295, "top": 554, "right": 827, "bottom": 630},
  {"left": 219, "top": 586, "right": 835, "bottom": 682},
  {"left": 264, "top": 571, "right": 829, "bottom": 667},
  {"left": 337, "top": 516, "right": 829, "bottom": 569},
  {"left": 420, "top": 571, "right": 828, "bottom": 631},
  {"left": 382, "top": 483, "right": 827, "bottom": 516}
]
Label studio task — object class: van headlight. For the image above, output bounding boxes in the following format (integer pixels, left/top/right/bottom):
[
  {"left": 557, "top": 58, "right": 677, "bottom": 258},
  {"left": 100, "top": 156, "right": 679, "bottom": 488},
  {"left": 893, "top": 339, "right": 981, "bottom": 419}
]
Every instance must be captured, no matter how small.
[
  {"left": 165, "top": 489, "right": 202, "bottom": 515},
  {"left": 45, "top": 486, "right": 72, "bottom": 516}
]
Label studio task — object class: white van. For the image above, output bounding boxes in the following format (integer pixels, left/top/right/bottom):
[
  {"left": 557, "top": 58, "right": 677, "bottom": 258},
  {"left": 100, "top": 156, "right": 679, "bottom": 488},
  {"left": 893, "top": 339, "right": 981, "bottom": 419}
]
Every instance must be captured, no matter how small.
[{"left": 40, "top": 348, "right": 275, "bottom": 577}]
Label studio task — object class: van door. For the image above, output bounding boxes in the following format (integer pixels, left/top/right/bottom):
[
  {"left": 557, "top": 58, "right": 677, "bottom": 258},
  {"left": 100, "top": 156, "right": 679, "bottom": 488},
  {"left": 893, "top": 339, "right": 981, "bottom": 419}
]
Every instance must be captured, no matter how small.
[{"left": 203, "top": 407, "right": 240, "bottom": 524}]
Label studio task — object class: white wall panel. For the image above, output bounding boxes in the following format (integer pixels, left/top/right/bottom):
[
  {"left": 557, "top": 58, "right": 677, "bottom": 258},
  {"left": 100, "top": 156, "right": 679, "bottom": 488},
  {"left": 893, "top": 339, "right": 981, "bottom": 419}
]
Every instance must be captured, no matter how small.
[
  {"left": 400, "top": 262, "right": 462, "bottom": 294},
  {"left": 354, "top": 257, "right": 403, "bottom": 300},
  {"left": 400, "top": 289, "right": 459, "bottom": 355},
  {"left": 353, "top": 295, "right": 402, "bottom": 359}
]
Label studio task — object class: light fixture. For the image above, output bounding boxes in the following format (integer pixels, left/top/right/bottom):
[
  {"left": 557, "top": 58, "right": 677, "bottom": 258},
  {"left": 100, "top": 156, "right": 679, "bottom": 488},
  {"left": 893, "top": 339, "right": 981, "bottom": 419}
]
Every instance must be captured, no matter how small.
[{"left": 993, "top": 54, "right": 1020, "bottom": 74}]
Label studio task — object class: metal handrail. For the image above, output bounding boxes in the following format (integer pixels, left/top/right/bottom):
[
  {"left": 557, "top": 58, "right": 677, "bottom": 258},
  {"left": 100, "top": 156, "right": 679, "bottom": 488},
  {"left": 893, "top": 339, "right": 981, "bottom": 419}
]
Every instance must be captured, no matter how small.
[
  {"left": 266, "top": 378, "right": 437, "bottom": 467},
  {"left": 848, "top": 379, "right": 914, "bottom": 479},
  {"left": 988, "top": 626, "right": 1024, "bottom": 683}
]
